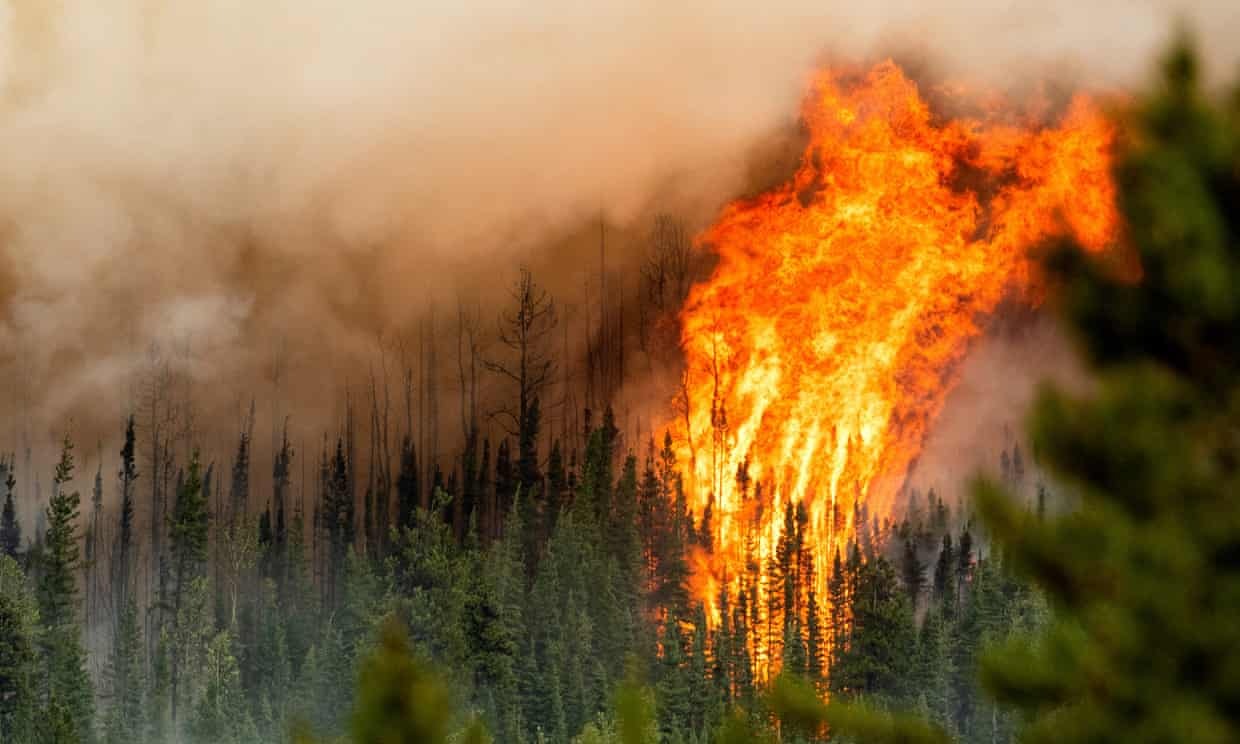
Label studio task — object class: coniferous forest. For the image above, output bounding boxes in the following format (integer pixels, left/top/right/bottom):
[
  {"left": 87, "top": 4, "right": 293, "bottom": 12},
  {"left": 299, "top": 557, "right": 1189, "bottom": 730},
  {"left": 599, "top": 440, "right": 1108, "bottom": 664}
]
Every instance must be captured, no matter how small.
[
  {"left": 2, "top": 34, "right": 1240, "bottom": 744},
  {"left": 0, "top": 358, "right": 1044, "bottom": 744},
  {"left": 0, "top": 259, "right": 1049, "bottom": 744}
]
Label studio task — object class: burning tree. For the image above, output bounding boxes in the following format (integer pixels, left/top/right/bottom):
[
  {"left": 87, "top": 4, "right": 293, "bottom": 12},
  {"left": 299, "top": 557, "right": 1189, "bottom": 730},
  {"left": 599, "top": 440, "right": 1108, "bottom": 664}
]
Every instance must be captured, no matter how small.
[{"left": 668, "top": 60, "right": 1120, "bottom": 685}]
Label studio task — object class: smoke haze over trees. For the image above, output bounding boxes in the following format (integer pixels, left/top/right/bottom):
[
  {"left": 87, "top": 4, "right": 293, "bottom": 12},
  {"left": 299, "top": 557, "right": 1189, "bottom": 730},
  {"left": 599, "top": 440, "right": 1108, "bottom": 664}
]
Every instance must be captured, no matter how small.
[
  {"left": 0, "top": 4, "right": 1238, "bottom": 744},
  {"left": 0, "top": 0, "right": 1236, "bottom": 449}
]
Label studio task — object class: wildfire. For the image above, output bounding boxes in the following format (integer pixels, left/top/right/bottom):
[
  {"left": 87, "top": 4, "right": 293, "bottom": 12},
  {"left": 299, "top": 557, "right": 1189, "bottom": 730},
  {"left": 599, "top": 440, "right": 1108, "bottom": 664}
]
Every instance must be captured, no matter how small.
[{"left": 671, "top": 61, "right": 1118, "bottom": 664}]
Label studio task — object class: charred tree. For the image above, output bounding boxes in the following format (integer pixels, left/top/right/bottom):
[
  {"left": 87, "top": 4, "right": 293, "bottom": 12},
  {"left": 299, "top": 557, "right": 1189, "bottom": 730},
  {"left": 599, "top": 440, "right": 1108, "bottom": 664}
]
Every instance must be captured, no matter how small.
[{"left": 484, "top": 267, "right": 557, "bottom": 537}]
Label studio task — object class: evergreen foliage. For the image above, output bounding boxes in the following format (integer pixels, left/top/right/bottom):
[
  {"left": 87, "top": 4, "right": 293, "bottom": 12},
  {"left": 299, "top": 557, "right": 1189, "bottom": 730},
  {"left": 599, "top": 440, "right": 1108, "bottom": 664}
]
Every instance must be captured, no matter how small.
[{"left": 967, "top": 39, "right": 1240, "bottom": 744}]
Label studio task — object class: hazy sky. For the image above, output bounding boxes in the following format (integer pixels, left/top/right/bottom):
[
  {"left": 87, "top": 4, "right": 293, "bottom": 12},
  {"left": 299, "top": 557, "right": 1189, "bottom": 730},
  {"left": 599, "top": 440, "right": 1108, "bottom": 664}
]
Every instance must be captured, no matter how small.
[{"left": 0, "top": 0, "right": 1234, "bottom": 442}]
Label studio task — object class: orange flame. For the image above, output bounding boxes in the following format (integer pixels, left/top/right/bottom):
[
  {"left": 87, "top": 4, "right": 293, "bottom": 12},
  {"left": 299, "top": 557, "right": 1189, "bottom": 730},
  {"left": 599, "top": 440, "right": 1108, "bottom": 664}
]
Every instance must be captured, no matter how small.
[{"left": 669, "top": 61, "right": 1118, "bottom": 670}]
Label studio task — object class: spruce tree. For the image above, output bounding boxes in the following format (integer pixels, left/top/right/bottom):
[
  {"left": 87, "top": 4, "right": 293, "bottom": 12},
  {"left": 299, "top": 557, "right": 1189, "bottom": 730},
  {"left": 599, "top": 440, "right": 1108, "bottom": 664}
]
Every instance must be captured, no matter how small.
[
  {"left": 114, "top": 417, "right": 138, "bottom": 619},
  {"left": 955, "top": 527, "right": 973, "bottom": 606},
  {"left": 1, "top": 466, "right": 19, "bottom": 559},
  {"left": 321, "top": 439, "right": 353, "bottom": 610},
  {"left": 831, "top": 557, "right": 916, "bottom": 704},
  {"left": 103, "top": 600, "right": 144, "bottom": 744},
  {"left": 827, "top": 548, "right": 849, "bottom": 674},
  {"left": 0, "top": 556, "right": 37, "bottom": 743},
  {"left": 39, "top": 434, "right": 95, "bottom": 743},
  {"left": 480, "top": 491, "right": 526, "bottom": 742},
  {"left": 147, "top": 629, "right": 171, "bottom": 744},
  {"left": 168, "top": 452, "right": 210, "bottom": 729},
  {"left": 688, "top": 605, "right": 717, "bottom": 737},
  {"left": 188, "top": 632, "right": 256, "bottom": 744},
  {"left": 272, "top": 425, "right": 293, "bottom": 593},
  {"left": 931, "top": 534, "right": 955, "bottom": 607},
  {"left": 915, "top": 607, "right": 954, "bottom": 733},
  {"left": 805, "top": 585, "right": 825, "bottom": 688},
  {"left": 656, "top": 615, "right": 691, "bottom": 742},
  {"left": 396, "top": 435, "right": 419, "bottom": 531},
  {"left": 901, "top": 538, "right": 926, "bottom": 609},
  {"left": 545, "top": 438, "right": 566, "bottom": 528}
]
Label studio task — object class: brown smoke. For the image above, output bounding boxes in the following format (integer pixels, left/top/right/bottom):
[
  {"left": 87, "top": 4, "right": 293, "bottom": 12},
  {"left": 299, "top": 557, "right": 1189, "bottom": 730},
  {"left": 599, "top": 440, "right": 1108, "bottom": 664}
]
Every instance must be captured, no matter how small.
[{"left": 0, "top": 0, "right": 1235, "bottom": 463}]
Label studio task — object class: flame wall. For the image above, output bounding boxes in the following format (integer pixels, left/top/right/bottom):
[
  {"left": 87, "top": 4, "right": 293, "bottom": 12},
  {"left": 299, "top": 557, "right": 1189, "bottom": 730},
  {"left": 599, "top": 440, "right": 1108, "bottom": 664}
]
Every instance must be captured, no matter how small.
[{"left": 671, "top": 61, "right": 1119, "bottom": 641}]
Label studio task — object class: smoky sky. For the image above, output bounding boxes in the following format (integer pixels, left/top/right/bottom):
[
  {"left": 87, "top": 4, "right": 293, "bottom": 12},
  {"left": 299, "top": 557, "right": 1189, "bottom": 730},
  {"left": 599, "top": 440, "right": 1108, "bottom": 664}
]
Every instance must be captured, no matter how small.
[{"left": 0, "top": 0, "right": 1235, "bottom": 451}]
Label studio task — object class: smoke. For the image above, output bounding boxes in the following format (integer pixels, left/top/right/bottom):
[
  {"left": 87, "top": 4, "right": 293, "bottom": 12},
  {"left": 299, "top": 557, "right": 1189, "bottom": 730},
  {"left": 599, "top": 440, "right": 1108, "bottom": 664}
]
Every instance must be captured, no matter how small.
[
  {"left": 0, "top": 0, "right": 1235, "bottom": 452},
  {"left": 905, "top": 310, "right": 1090, "bottom": 512}
]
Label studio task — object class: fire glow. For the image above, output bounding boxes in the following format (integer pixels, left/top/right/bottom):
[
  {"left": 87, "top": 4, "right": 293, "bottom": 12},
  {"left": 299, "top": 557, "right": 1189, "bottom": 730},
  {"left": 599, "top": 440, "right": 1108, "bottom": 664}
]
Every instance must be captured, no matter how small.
[{"left": 669, "top": 61, "right": 1119, "bottom": 663}]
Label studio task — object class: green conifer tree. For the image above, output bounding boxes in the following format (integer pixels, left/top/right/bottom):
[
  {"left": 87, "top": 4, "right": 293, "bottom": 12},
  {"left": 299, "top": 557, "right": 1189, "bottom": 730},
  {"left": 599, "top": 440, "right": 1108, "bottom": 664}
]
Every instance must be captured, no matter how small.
[
  {"left": 970, "top": 39, "right": 1240, "bottom": 744},
  {"left": 188, "top": 632, "right": 257, "bottom": 744},
  {"left": 656, "top": 615, "right": 691, "bottom": 742},
  {"left": 168, "top": 452, "right": 210, "bottom": 729},
  {"left": 0, "top": 556, "right": 37, "bottom": 743},
  {"left": 39, "top": 434, "right": 95, "bottom": 743},
  {"left": 104, "top": 599, "right": 144, "bottom": 744},
  {"left": 1, "top": 466, "right": 20, "bottom": 559}
]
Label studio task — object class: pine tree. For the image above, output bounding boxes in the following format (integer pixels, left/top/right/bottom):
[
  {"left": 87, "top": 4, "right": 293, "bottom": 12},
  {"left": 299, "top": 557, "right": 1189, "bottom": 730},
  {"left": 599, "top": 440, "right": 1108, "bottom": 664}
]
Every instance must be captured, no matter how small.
[
  {"left": 561, "top": 598, "right": 596, "bottom": 735},
  {"left": 651, "top": 434, "right": 690, "bottom": 619},
  {"left": 480, "top": 491, "right": 525, "bottom": 743},
  {"left": 731, "top": 583, "right": 754, "bottom": 704},
  {"left": 656, "top": 615, "right": 691, "bottom": 742},
  {"left": 805, "top": 584, "right": 825, "bottom": 688},
  {"left": 525, "top": 517, "right": 569, "bottom": 740},
  {"left": 0, "top": 556, "right": 37, "bottom": 743},
  {"left": 396, "top": 435, "right": 419, "bottom": 531},
  {"left": 147, "top": 628, "right": 171, "bottom": 744},
  {"left": 188, "top": 631, "right": 257, "bottom": 744},
  {"left": 827, "top": 548, "right": 849, "bottom": 675},
  {"left": 519, "top": 394, "right": 542, "bottom": 491},
  {"left": 546, "top": 438, "right": 567, "bottom": 529},
  {"left": 230, "top": 407, "right": 254, "bottom": 521},
  {"left": 114, "top": 418, "right": 138, "bottom": 620},
  {"left": 494, "top": 439, "right": 516, "bottom": 531},
  {"left": 38, "top": 697, "right": 80, "bottom": 744},
  {"left": 831, "top": 557, "right": 916, "bottom": 705},
  {"left": 282, "top": 503, "right": 316, "bottom": 677},
  {"left": 1, "top": 464, "right": 19, "bottom": 559},
  {"left": 40, "top": 437, "right": 81, "bottom": 627},
  {"left": 955, "top": 527, "right": 973, "bottom": 606},
  {"left": 85, "top": 461, "right": 103, "bottom": 635},
  {"left": 637, "top": 442, "right": 662, "bottom": 587},
  {"left": 103, "top": 599, "right": 144, "bottom": 744},
  {"left": 256, "top": 616, "right": 292, "bottom": 742},
  {"left": 688, "top": 605, "right": 717, "bottom": 738},
  {"left": 781, "top": 617, "right": 808, "bottom": 680},
  {"left": 915, "top": 606, "right": 955, "bottom": 734},
  {"left": 321, "top": 439, "right": 354, "bottom": 611},
  {"left": 931, "top": 534, "right": 955, "bottom": 608},
  {"left": 901, "top": 537, "right": 926, "bottom": 609},
  {"left": 168, "top": 451, "right": 210, "bottom": 729},
  {"left": 606, "top": 453, "right": 642, "bottom": 608},
  {"left": 485, "top": 267, "right": 557, "bottom": 541},
  {"left": 272, "top": 425, "right": 293, "bottom": 593},
  {"left": 39, "top": 434, "right": 95, "bottom": 743}
]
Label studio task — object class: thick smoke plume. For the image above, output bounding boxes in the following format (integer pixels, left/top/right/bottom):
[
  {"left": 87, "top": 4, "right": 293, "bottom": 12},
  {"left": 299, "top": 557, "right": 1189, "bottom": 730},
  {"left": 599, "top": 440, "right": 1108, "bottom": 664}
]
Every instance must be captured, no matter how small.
[{"left": 0, "top": 0, "right": 1235, "bottom": 455}]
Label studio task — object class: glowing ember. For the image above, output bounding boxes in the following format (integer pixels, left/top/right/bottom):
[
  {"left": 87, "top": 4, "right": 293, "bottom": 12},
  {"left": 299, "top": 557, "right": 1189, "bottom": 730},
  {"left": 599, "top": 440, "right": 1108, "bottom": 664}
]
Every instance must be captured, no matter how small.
[{"left": 669, "top": 61, "right": 1118, "bottom": 670}]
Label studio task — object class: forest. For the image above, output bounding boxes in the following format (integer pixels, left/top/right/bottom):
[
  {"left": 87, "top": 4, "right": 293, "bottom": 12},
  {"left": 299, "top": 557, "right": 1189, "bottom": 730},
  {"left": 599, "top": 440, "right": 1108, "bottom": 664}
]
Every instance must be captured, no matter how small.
[{"left": 1, "top": 32, "right": 1239, "bottom": 744}]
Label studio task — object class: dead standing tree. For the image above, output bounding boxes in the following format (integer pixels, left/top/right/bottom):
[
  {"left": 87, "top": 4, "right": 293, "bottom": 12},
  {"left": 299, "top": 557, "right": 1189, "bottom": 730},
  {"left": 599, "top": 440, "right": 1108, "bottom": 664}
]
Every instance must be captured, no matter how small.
[
  {"left": 455, "top": 300, "right": 485, "bottom": 540},
  {"left": 484, "top": 267, "right": 557, "bottom": 529},
  {"left": 639, "top": 214, "right": 692, "bottom": 357}
]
